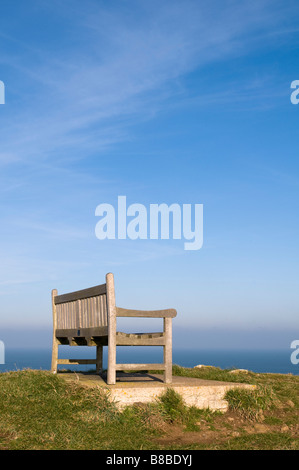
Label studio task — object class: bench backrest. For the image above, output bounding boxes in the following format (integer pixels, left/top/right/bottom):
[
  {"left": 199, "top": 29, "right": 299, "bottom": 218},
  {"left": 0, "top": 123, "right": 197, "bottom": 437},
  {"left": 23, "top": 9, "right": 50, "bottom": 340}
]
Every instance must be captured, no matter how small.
[
  {"left": 52, "top": 273, "right": 115, "bottom": 330},
  {"left": 54, "top": 283, "right": 109, "bottom": 330},
  {"left": 53, "top": 273, "right": 116, "bottom": 332}
]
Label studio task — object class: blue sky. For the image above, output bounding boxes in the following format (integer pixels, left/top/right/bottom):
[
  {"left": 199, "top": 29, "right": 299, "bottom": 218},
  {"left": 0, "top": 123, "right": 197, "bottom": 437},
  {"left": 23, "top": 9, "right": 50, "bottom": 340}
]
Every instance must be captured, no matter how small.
[{"left": 0, "top": 0, "right": 299, "bottom": 349}]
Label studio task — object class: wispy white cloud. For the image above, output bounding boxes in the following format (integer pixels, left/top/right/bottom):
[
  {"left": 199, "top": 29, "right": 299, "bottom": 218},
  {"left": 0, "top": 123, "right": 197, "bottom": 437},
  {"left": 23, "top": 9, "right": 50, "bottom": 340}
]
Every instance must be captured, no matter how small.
[{"left": 1, "top": 0, "right": 297, "bottom": 167}]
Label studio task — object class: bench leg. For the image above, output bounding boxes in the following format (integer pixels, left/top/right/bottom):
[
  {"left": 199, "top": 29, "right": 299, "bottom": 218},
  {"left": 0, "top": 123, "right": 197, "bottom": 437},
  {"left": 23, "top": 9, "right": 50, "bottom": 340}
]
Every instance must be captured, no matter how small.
[
  {"left": 51, "top": 289, "right": 58, "bottom": 374},
  {"left": 107, "top": 272, "right": 116, "bottom": 385},
  {"left": 107, "top": 367, "right": 116, "bottom": 385},
  {"left": 96, "top": 345, "right": 103, "bottom": 375},
  {"left": 107, "top": 343, "right": 116, "bottom": 385},
  {"left": 51, "top": 337, "right": 59, "bottom": 374},
  {"left": 163, "top": 317, "right": 172, "bottom": 384},
  {"left": 107, "top": 334, "right": 116, "bottom": 384}
]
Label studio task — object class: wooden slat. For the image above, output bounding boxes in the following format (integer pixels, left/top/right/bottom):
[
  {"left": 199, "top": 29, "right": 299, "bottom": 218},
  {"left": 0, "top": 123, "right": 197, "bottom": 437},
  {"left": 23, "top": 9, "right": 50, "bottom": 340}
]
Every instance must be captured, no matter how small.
[
  {"left": 116, "top": 331, "right": 165, "bottom": 346},
  {"left": 57, "top": 337, "right": 109, "bottom": 347},
  {"left": 116, "top": 307, "right": 177, "bottom": 318},
  {"left": 55, "top": 327, "right": 108, "bottom": 338},
  {"left": 57, "top": 359, "right": 97, "bottom": 365},
  {"left": 54, "top": 284, "right": 106, "bottom": 305},
  {"left": 116, "top": 332, "right": 163, "bottom": 337},
  {"left": 115, "top": 363, "right": 165, "bottom": 371},
  {"left": 116, "top": 337, "right": 165, "bottom": 346}
]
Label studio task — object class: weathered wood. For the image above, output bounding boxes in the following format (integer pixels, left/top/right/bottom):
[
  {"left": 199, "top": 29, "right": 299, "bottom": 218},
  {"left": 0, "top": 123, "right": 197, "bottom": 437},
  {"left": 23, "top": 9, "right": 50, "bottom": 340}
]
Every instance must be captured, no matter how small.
[
  {"left": 67, "top": 336, "right": 76, "bottom": 346},
  {"left": 51, "top": 289, "right": 58, "bottom": 373},
  {"left": 116, "top": 332, "right": 163, "bottom": 338},
  {"left": 116, "top": 332, "right": 165, "bottom": 346},
  {"left": 54, "top": 284, "right": 106, "bottom": 305},
  {"left": 56, "top": 296, "right": 108, "bottom": 330},
  {"left": 51, "top": 272, "right": 177, "bottom": 383},
  {"left": 115, "top": 363, "right": 165, "bottom": 371},
  {"left": 96, "top": 345, "right": 103, "bottom": 374},
  {"left": 56, "top": 327, "right": 108, "bottom": 338},
  {"left": 116, "top": 307, "right": 177, "bottom": 318},
  {"left": 163, "top": 317, "right": 172, "bottom": 384},
  {"left": 57, "top": 359, "right": 97, "bottom": 365},
  {"left": 106, "top": 273, "right": 117, "bottom": 385},
  {"left": 92, "top": 336, "right": 109, "bottom": 346}
]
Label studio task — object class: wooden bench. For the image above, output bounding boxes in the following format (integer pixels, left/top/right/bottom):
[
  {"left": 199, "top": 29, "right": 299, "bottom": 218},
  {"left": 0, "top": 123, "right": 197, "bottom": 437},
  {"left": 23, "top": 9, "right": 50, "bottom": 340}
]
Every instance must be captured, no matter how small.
[{"left": 51, "top": 273, "right": 177, "bottom": 384}]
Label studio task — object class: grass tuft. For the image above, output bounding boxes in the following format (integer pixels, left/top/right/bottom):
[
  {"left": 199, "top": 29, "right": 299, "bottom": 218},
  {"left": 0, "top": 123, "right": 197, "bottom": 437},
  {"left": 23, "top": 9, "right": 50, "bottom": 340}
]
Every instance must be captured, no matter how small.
[
  {"left": 225, "top": 385, "right": 276, "bottom": 421},
  {"left": 157, "top": 388, "right": 186, "bottom": 422}
]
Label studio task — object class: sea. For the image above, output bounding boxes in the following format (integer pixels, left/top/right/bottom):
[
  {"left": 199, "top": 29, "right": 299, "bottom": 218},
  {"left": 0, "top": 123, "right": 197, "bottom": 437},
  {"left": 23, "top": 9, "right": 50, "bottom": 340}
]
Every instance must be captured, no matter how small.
[{"left": 0, "top": 347, "right": 298, "bottom": 375}]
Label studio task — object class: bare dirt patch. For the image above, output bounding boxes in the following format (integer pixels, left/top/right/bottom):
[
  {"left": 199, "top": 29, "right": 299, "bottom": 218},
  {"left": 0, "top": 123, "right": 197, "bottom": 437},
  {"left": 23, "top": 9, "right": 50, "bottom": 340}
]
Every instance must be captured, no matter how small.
[{"left": 153, "top": 408, "right": 299, "bottom": 448}]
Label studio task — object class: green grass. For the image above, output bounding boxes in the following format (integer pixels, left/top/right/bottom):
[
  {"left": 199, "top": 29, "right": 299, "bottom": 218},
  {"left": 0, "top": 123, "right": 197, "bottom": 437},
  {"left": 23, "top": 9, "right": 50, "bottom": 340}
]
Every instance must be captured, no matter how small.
[
  {"left": 156, "top": 387, "right": 211, "bottom": 431},
  {"left": 0, "top": 366, "right": 298, "bottom": 450},
  {"left": 225, "top": 385, "right": 275, "bottom": 420},
  {"left": 0, "top": 370, "right": 154, "bottom": 450}
]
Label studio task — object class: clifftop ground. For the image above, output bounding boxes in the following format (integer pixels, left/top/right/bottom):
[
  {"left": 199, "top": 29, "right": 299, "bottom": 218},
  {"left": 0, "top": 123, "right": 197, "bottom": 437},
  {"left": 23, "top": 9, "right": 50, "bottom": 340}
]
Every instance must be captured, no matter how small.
[{"left": 0, "top": 365, "right": 298, "bottom": 450}]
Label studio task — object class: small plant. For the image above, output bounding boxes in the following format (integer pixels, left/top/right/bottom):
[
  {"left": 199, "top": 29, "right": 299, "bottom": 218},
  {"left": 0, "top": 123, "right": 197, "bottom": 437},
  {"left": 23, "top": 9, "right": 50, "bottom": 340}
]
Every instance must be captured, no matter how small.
[
  {"left": 157, "top": 388, "right": 186, "bottom": 423},
  {"left": 225, "top": 385, "right": 276, "bottom": 421},
  {"left": 131, "top": 402, "right": 167, "bottom": 432},
  {"left": 156, "top": 388, "right": 210, "bottom": 431}
]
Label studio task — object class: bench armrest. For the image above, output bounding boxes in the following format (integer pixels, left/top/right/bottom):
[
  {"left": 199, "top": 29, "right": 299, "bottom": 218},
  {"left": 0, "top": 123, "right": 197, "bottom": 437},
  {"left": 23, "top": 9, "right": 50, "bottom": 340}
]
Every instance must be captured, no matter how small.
[{"left": 116, "top": 307, "right": 177, "bottom": 318}]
